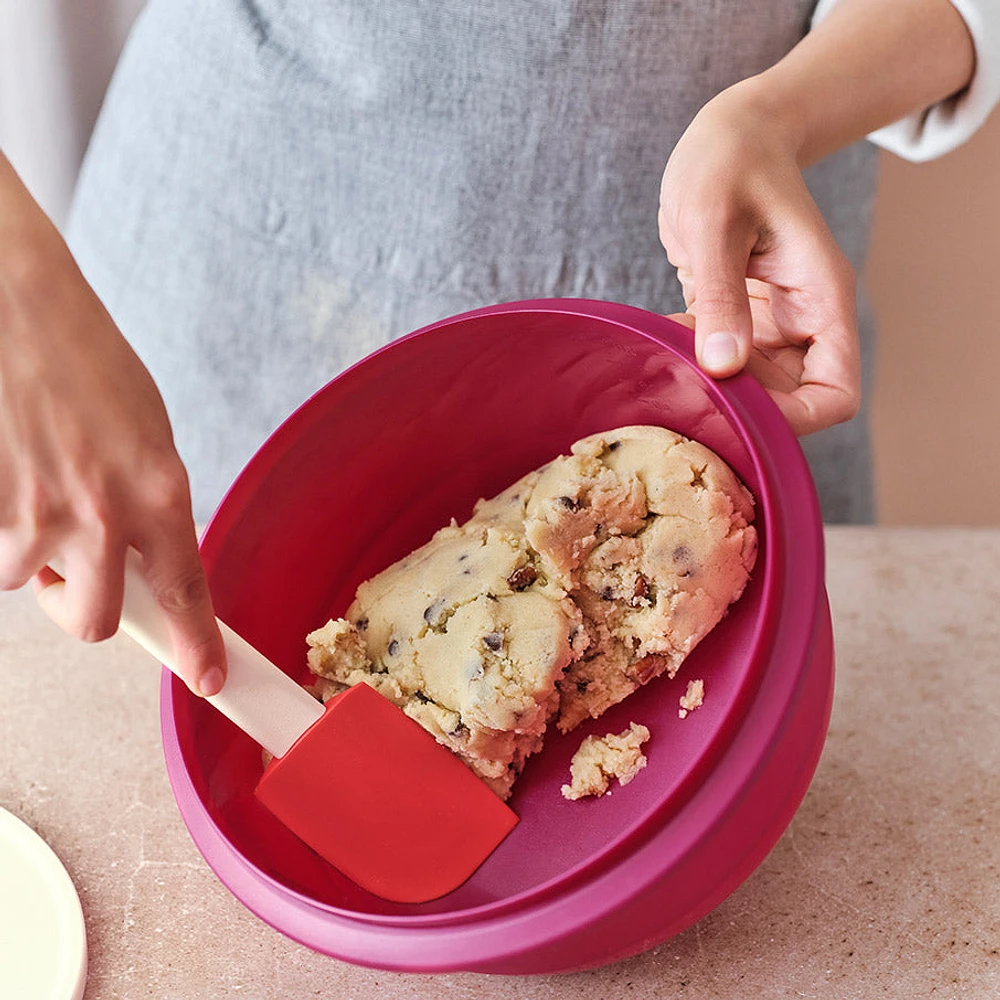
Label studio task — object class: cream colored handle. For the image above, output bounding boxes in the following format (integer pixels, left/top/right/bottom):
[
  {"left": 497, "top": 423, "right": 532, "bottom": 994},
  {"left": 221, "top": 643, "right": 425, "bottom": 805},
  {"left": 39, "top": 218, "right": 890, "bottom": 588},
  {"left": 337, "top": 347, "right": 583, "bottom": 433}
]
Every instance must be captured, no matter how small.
[
  {"left": 119, "top": 549, "right": 325, "bottom": 758},
  {"left": 53, "top": 549, "right": 325, "bottom": 759}
]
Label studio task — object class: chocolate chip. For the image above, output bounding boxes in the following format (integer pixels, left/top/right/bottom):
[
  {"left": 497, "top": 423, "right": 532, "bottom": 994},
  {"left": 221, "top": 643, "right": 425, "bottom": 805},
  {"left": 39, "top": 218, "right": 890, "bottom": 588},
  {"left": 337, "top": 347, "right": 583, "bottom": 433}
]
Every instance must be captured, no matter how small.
[
  {"left": 607, "top": 440, "right": 622, "bottom": 451},
  {"left": 507, "top": 565, "right": 537, "bottom": 591},
  {"left": 387, "top": 639, "right": 399, "bottom": 656},
  {"left": 414, "top": 690, "right": 431, "bottom": 703},
  {"left": 673, "top": 545, "right": 695, "bottom": 578},
  {"left": 600, "top": 585, "right": 614, "bottom": 601},
  {"left": 576, "top": 680, "right": 589, "bottom": 693},
  {"left": 423, "top": 599, "right": 447, "bottom": 627},
  {"left": 355, "top": 618, "right": 369, "bottom": 632},
  {"left": 483, "top": 632, "right": 503, "bottom": 652},
  {"left": 558, "top": 495, "right": 582, "bottom": 511}
]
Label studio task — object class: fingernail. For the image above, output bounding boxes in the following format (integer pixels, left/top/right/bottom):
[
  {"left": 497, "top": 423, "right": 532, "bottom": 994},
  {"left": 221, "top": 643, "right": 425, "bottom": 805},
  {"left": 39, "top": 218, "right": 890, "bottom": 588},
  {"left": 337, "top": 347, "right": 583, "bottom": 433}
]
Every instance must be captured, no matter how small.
[
  {"left": 199, "top": 666, "right": 225, "bottom": 697},
  {"left": 701, "top": 332, "right": 740, "bottom": 371}
]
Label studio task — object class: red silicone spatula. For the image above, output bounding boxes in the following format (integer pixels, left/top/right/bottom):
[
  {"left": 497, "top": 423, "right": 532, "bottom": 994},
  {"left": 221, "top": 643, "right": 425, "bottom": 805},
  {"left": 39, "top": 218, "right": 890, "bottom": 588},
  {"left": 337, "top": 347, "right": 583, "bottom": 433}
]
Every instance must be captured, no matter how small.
[{"left": 102, "top": 550, "right": 518, "bottom": 903}]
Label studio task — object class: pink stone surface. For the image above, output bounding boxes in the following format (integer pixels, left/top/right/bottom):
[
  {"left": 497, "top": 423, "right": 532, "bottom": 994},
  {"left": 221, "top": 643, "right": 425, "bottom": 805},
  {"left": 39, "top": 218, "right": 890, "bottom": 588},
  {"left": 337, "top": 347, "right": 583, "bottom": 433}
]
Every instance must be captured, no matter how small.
[{"left": 2, "top": 527, "right": 999, "bottom": 997}]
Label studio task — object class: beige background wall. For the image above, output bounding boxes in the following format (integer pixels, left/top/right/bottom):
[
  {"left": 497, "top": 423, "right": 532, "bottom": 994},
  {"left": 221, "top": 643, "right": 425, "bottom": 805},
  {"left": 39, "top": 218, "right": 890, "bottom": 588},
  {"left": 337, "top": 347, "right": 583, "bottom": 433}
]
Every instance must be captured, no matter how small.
[{"left": 866, "top": 106, "right": 1000, "bottom": 525}]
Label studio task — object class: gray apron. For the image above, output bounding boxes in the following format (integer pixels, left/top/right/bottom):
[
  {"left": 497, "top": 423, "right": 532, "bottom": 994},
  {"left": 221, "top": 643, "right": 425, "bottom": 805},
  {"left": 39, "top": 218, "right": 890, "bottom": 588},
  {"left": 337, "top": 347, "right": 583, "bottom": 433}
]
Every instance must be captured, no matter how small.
[{"left": 67, "top": 0, "right": 877, "bottom": 523}]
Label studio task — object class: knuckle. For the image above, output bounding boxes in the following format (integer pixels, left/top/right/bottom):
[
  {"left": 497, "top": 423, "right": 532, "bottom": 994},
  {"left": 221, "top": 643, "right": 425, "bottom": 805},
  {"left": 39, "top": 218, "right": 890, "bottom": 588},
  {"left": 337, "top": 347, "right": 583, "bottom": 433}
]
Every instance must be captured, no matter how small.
[
  {"left": 0, "top": 564, "right": 32, "bottom": 591},
  {"left": 0, "top": 540, "right": 22, "bottom": 587},
  {"left": 0, "top": 531, "right": 46, "bottom": 591},
  {"left": 140, "top": 454, "right": 193, "bottom": 516},
  {"left": 695, "top": 279, "right": 747, "bottom": 308},
  {"left": 182, "top": 631, "right": 224, "bottom": 675},
  {"left": 676, "top": 196, "right": 742, "bottom": 244},
  {"left": 75, "top": 614, "right": 119, "bottom": 644},
  {"left": 154, "top": 568, "right": 209, "bottom": 617},
  {"left": 836, "top": 388, "right": 862, "bottom": 425},
  {"left": 22, "top": 483, "right": 69, "bottom": 538},
  {"left": 691, "top": 279, "right": 749, "bottom": 321},
  {"left": 817, "top": 386, "right": 861, "bottom": 429},
  {"left": 72, "top": 486, "right": 117, "bottom": 532},
  {"left": 658, "top": 216, "right": 679, "bottom": 259}
]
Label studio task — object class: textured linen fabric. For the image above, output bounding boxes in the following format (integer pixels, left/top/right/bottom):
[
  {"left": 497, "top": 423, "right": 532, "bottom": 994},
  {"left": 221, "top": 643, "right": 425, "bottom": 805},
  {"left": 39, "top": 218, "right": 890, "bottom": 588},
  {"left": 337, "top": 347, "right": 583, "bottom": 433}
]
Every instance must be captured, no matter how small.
[{"left": 68, "top": 0, "right": 880, "bottom": 523}]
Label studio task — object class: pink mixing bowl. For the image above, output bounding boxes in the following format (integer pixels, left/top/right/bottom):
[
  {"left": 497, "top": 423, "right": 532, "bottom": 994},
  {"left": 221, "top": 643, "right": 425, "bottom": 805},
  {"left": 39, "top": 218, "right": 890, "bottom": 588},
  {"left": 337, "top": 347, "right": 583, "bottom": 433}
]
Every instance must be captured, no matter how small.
[{"left": 160, "top": 299, "right": 833, "bottom": 974}]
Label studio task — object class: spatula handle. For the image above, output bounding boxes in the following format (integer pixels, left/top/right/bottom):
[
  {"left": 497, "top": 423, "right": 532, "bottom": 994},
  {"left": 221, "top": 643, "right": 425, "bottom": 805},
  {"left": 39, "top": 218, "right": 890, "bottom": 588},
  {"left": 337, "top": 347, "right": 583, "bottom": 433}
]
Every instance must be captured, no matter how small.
[
  {"left": 118, "top": 549, "right": 325, "bottom": 759},
  {"left": 50, "top": 549, "right": 324, "bottom": 759}
]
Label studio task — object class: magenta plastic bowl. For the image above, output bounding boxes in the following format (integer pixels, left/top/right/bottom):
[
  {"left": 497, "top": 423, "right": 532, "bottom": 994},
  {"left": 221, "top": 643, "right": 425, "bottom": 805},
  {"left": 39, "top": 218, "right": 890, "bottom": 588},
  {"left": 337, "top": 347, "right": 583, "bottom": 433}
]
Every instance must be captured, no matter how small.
[{"left": 160, "top": 299, "right": 833, "bottom": 974}]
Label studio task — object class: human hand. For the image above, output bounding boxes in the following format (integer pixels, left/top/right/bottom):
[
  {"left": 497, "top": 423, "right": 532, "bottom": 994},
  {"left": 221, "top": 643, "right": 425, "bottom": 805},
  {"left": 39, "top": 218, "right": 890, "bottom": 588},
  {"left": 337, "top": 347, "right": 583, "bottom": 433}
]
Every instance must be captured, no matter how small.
[
  {"left": 0, "top": 156, "right": 225, "bottom": 696},
  {"left": 658, "top": 81, "right": 861, "bottom": 436}
]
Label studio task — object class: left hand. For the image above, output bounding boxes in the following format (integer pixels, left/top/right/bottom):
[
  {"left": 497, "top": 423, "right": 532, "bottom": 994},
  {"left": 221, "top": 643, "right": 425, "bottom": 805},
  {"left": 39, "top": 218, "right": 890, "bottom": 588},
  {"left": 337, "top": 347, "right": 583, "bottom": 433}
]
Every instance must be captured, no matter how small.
[{"left": 658, "top": 82, "right": 861, "bottom": 436}]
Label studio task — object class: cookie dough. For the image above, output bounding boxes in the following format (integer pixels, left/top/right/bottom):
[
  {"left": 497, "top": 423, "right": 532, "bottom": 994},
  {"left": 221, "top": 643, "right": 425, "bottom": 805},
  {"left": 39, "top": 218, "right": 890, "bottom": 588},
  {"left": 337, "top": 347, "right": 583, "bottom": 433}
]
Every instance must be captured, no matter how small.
[
  {"left": 678, "top": 678, "right": 705, "bottom": 719},
  {"left": 560, "top": 722, "right": 652, "bottom": 801},
  {"left": 306, "top": 425, "right": 757, "bottom": 800}
]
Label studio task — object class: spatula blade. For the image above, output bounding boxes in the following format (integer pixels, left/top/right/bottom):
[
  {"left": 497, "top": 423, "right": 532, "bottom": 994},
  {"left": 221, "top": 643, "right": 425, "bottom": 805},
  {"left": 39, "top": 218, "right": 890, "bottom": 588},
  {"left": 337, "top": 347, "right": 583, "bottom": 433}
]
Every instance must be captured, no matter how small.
[{"left": 254, "top": 682, "right": 518, "bottom": 903}]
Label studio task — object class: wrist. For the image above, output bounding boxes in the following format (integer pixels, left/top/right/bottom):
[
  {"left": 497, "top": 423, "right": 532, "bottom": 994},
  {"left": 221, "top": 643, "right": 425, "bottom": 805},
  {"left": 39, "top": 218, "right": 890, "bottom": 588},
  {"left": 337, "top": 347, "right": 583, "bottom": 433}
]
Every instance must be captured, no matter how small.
[
  {"left": 722, "top": 0, "right": 977, "bottom": 170},
  {"left": 0, "top": 154, "right": 65, "bottom": 304},
  {"left": 695, "top": 75, "right": 809, "bottom": 168}
]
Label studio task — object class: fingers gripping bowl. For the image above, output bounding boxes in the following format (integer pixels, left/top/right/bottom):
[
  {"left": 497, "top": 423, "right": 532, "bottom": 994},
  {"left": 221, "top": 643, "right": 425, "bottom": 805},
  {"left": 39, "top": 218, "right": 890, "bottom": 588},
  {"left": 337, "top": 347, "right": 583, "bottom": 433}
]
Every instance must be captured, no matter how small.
[{"left": 160, "top": 299, "right": 833, "bottom": 974}]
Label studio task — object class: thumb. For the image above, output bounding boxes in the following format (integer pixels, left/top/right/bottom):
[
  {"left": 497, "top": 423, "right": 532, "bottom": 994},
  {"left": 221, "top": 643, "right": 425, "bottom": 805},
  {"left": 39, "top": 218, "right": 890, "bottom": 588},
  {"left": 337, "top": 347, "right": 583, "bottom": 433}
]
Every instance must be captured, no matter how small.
[{"left": 687, "top": 233, "right": 755, "bottom": 379}]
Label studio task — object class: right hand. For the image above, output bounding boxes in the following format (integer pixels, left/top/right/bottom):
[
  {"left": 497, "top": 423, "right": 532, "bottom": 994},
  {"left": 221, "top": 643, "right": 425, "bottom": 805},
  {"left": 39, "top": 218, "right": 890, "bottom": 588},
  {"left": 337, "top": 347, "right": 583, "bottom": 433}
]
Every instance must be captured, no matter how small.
[
  {"left": 658, "top": 83, "right": 861, "bottom": 437},
  {"left": 0, "top": 154, "right": 225, "bottom": 696}
]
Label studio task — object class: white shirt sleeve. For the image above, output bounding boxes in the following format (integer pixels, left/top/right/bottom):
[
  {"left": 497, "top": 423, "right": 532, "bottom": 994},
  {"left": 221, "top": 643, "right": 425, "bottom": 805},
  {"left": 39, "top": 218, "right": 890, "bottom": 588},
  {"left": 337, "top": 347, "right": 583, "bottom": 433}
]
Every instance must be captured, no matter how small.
[{"left": 811, "top": 0, "right": 1000, "bottom": 162}]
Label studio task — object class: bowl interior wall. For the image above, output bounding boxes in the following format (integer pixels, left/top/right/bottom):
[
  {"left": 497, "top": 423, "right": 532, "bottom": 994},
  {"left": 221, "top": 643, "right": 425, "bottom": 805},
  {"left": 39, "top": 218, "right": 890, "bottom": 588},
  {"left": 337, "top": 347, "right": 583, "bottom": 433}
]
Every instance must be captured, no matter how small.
[{"left": 173, "top": 308, "right": 770, "bottom": 918}]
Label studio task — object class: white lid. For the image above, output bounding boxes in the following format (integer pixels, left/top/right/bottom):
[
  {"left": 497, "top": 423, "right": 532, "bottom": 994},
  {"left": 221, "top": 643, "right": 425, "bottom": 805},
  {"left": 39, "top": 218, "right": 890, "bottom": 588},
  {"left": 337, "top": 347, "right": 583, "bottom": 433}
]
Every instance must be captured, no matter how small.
[{"left": 0, "top": 808, "right": 88, "bottom": 1000}]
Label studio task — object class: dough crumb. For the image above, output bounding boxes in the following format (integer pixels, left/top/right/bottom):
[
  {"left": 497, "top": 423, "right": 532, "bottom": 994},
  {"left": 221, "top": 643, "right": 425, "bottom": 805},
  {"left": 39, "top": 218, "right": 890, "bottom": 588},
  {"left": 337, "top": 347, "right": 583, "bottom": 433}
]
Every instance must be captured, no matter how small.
[
  {"left": 678, "top": 678, "right": 705, "bottom": 719},
  {"left": 561, "top": 722, "right": 651, "bottom": 800}
]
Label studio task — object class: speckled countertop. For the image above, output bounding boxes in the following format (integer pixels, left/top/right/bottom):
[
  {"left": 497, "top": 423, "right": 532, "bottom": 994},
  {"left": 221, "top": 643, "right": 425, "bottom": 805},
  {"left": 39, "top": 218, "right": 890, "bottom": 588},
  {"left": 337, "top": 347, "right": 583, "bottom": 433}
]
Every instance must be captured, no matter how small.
[{"left": 2, "top": 527, "right": 999, "bottom": 999}]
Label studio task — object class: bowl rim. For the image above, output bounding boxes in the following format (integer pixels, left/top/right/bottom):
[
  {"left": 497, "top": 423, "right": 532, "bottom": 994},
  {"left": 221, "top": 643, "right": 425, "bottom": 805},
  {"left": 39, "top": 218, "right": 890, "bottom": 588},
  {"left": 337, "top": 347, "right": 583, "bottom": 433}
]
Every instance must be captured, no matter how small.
[{"left": 160, "top": 298, "right": 828, "bottom": 962}]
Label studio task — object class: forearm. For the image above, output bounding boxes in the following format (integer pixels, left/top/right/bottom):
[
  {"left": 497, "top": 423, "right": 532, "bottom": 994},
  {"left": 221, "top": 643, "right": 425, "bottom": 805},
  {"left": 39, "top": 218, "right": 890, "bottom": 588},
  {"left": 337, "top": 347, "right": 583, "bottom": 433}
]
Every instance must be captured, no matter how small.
[
  {"left": 731, "top": 0, "right": 976, "bottom": 167},
  {"left": 0, "top": 151, "right": 62, "bottom": 300}
]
